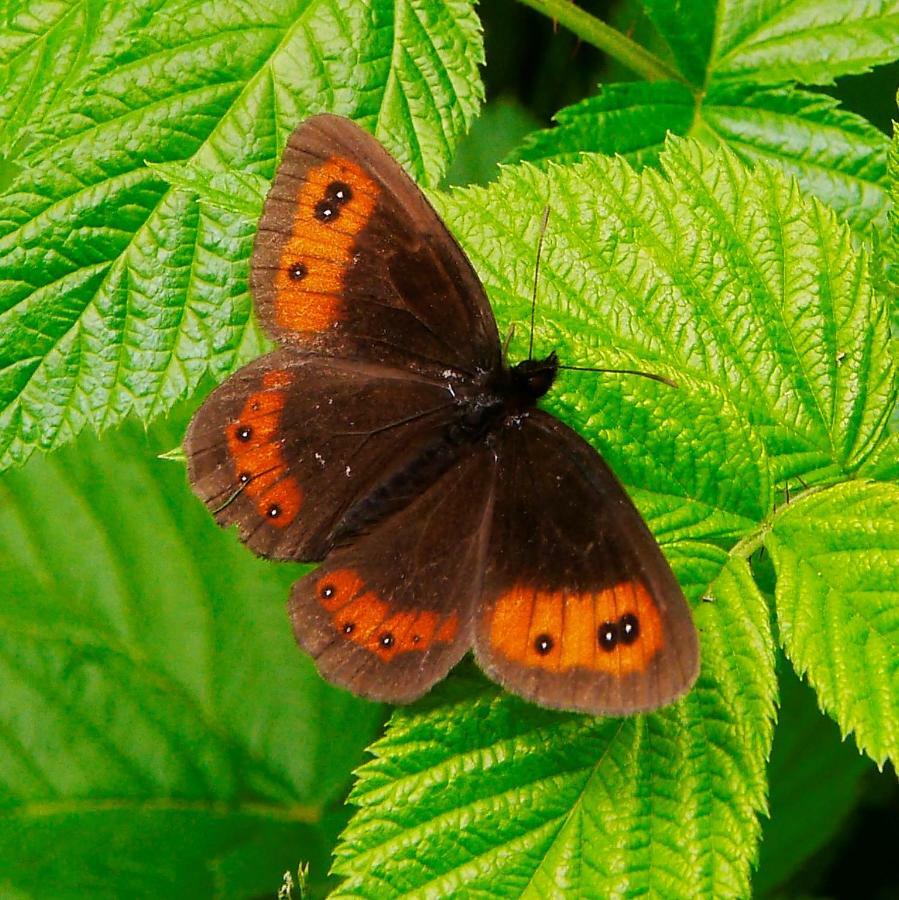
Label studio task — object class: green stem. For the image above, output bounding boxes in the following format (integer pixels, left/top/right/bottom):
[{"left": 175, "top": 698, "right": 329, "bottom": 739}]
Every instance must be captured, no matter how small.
[
  {"left": 730, "top": 524, "right": 770, "bottom": 561},
  {"left": 518, "top": 0, "right": 688, "bottom": 85}
]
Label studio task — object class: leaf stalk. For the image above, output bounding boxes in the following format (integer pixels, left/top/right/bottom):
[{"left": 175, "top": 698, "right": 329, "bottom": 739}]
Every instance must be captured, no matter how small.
[{"left": 516, "top": 0, "right": 689, "bottom": 85}]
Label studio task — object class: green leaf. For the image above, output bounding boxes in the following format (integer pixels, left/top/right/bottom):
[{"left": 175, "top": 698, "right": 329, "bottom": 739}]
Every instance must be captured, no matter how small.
[
  {"left": 513, "top": 2, "right": 899, "bottom": 238},
  {"left": 753, "top": 662, "right": 870, "bottom": 896},
  {"left": 710, "top": 0, "right": 899, "bottom": 85},
  {"left": 439, "top": 140, "right": 894, "bottom": 492},
  {"left": 438, "top": 157, "right": 767, "bottom": 543},
  {"left": 0, "top": 0, "right": 484, "bottom": 471},
  {"left": 332, "top": 137, "right": 894, "bottom": 894},
  {"left": 886, "top": 92, "right": 899, "bottom": 357},
  {"left": 147, "top": 162, "right": 270, "bottom": 219},
  {"left": 0, "top": 0, "right": 88, "bottom": 156},
  {"left": 0, "top": 414, "right": 383, "bottom": 896},
  {"left": 765, "top": 480, "right": 899, "bottom": 767},
  {"left": 859, "top": 431, "right": 899, "bottom": 480},
  {"left": 701, "top": 82, "right": 891, "bottom": 235},
  {"left": 640, "top": 0, "right": 899, "bottom": 86},
  {"left": 332, "top": 552, "right": 776, "bottom": 897},
  {"left": 515, "top": 81, "right": 695, "bottom": 169},
  {"left": 641, "top": 0, "right": 716, "bottom": 86},
  {"left": 514, "top": 81, "right": 890, "bottom": 237}
]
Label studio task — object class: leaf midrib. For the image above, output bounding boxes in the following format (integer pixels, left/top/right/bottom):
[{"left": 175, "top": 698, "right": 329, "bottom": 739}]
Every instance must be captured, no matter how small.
[{"left": 518, "top": 720, "right": 627, "bottom": 897}]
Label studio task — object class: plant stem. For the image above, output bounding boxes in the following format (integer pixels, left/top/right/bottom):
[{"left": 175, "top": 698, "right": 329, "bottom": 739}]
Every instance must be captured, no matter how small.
[
  {"left": 518, "top": 0, "right": 688, "bottom": 85},
  {"left": 730, "top": 524, "right": 770, "bottom": 561}
]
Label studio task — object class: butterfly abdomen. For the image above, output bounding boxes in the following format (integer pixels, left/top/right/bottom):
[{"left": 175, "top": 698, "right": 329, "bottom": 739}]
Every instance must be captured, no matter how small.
[
  {"left": 330, "top": 392, "right": 509, "bottom": 544},
  {"left": 331, "top": 426, "right": 466, "bottom": 544}
]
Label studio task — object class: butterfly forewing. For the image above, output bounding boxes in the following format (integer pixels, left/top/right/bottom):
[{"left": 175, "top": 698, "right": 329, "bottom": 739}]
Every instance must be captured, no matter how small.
[
  {"left": 474, "top": 411, "right": 699, "bottom": 715},
  {"left": 185, "top": 350, "right": 470, "bottom": 561},
  {"left": 251, "top": 114, "right": 500, "bottom": 377}
]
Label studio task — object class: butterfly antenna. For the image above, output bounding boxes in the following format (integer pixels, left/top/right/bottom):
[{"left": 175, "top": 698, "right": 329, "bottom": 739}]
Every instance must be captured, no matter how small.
[
  {"left": 528, "top": 205, "right": 551, "bottom": 361},
  {"left": 557, "top": 364, "right": 679, "bottom": 389}
]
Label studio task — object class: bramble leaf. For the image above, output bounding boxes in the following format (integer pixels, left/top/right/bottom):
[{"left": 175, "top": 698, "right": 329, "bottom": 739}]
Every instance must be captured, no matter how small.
[
  {"left": 766, "top": 480, "right": 899, "bottom": 767},
  {"left": 147, "top": 162, "right": 270, "bottom": 218},
  {"left": 516, "top": 83, "right": 890, "bottom": 237},
  {"left": 4, "top": 5, "right": 897, "bottom": 894},
  {"left": 516, "top": 81, "right": 695, "bottom": 170},
  {"left": 886, "top": 90, "right": 899, "bottom": 361},
  {"left": 332, "top": 553, "right": 775, "bottom": 898},
  {"left": 332, "top": 138, "right": 893, "bottom": 894},
  {"left": 441, "top": 140, "right": 894, "bottom": 494},
  {"left": 0, "top": 0, "right": 484, "bottom": 471},
  {"left": 710, "top": 0, "right": 899, "bottom": 85},
  {"left": 642, "top": 0, "right": 899, "bottom": 87},
  {"left": 700, "top": 83, "right": 890, "bottom": 235},
  {"left": 0, "top": 413, "right": 382, "bottom": 896},
  {"left": 514, "top": 3, "right": 898, "bottom": 236}
]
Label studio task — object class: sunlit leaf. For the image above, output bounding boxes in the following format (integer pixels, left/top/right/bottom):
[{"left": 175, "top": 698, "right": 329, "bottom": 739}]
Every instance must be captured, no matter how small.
[
  {"left": 766, "top": 480, "right": 899, "bottom": 767},
  {"left": 0, "top": 0, "right": 484, "bottom": 470}
]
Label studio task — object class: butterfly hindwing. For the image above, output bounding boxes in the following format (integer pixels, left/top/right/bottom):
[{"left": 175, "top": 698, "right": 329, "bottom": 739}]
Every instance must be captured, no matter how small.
[
  {"left": 289, "top": 445, "right": 497, "bottom": 703},
  {"left": 251, "top": 114, "right": 500, "bottom": 376},
  {"left": 474, "top": 411, "right": 699, "bottom": 715},
  {"left": 184, "top": 349, "right": 470, "bottom": 562}
]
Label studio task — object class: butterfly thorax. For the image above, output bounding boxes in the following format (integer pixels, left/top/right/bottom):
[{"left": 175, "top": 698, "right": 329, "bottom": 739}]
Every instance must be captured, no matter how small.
[
  {"left": 446, "top": 351, "right": 559, "bottom": 443},
  {"left": 504, "top": 351, "right": 559, "bottom": 404},
  {"left": 490, "top": 351, "right": 559, "bottom": 415}
]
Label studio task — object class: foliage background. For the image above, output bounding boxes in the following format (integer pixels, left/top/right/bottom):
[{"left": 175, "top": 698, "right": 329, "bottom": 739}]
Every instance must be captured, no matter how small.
[{"left": 1, "top": 0, "right": 897, "bottom": 897}]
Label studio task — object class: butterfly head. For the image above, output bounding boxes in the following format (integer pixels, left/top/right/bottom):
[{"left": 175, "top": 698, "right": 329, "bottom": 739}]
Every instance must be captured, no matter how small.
[{"left": 508, "top": 351, "right": 559, "bottom": 402}]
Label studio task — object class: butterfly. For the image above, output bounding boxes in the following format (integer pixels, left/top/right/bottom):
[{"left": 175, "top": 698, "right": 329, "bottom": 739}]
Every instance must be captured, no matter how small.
[{"left": 185, "top": 114, "right": 699, "bottom": 715}]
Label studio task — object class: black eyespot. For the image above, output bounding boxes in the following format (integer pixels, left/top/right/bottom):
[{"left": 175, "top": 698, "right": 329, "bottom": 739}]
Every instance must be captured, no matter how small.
[
  {"left": 238, "top": 472, "right": 251, "bottom": 484},
  {"left": 320, "top": 584, "right": 335, "bottom": 600},
  {"left": 314, "top": 199, "right": 338, "bottom": 221},
  {"left": 598, "top": 621, "right": 619, "bottom": 652},
  {"left": 326, "top": 181, "right": 352, "bottom": 204},
  {"left": 235, "top": 425, "right": 252, "bottom": 442},
  {"left": 379, "top": 632, "right": 394, "bottom": 649},
  {"left": 342, "top": 622, "right": 354, "bottom": 634},
  {"left": 268, "top": 504, "right": 281, "bottom": 519},
  {"left": 534, "top": 634, "right": 554, "bottom": 655},
  {"left": 619, "top": 613, "right": 640, "bottom": 644},
  {"left": 412, "top": 634, "right": 421, "bottom": 644},
  {"left": 288, "top": 261, "right": 307, "bottom": 280}
]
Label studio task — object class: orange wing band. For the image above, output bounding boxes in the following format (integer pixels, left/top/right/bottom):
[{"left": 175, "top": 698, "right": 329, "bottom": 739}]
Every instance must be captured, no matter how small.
[
  {"left": 226, "top": 370, "right": 302, "bottom": 527},
  {"left": 488, "top": 581, "right": 663, "bottom": 675},
  {"left": 274, "top": 156, "right": 379, "bottom": 332},
  {"left": 317, "top": 569, "right": 459, "bottom": 661}
]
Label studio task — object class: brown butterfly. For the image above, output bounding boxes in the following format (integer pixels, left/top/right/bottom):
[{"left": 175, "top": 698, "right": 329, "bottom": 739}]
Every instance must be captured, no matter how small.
[{"left": 185, "top": 114, "right": 699, "bottom": 715}]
